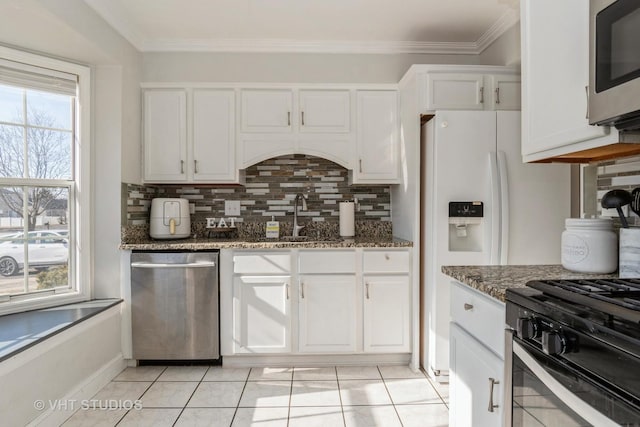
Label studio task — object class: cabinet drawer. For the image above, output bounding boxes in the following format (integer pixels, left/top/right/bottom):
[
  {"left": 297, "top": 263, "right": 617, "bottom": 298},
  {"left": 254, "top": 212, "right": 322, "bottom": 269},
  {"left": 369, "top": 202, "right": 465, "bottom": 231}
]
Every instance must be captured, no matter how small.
[
  {"left": 299, "top": 250, "right": 356, "bottom": 273},
  {"left": 363, "top": 250, "right": 410, "bottom": 273},
  {"left": 233, "top": 252, "right": 291, "bottom": 274},
  {"left": 450, "top": 281, "right": 505, "bottom": 358}
]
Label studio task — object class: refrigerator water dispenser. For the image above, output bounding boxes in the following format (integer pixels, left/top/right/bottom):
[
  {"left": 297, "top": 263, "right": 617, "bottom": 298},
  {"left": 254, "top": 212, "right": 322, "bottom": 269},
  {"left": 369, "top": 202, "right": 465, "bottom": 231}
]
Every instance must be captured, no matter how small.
[{"left": 448, "top": 202, "right": 483, "bottom": 252}]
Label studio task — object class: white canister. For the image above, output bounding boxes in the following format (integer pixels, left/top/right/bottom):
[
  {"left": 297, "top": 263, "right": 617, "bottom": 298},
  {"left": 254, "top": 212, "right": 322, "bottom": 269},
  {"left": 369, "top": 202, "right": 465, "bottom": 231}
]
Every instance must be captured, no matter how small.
[{"left": 561, "top": 218, "right": 618, "bottom": 274}]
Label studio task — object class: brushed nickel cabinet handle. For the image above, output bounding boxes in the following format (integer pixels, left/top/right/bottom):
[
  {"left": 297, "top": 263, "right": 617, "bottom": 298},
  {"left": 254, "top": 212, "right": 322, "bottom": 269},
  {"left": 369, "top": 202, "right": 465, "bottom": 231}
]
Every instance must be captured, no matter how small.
[
  {"left": 287, "top": 111, "right": 291, "bottom": 126},
  {"left": 464, "top": 303, "right": 474, "bottom": 311},
  {"left": 495, "top": 87, "right": 500, "bottom": 104},
  {"left": 488, "top": 377, "right": 500, "bottom": 412},
  {"left": 180, "top": 160, "right": 184, "bottom": 174},
  {"left": 365, "top": 282, "right": 370, "bottom": 299},
  {"left": 480, "top": 87, "right": 484, "bottom": 104},
  {"left": 301, "top": 282, "right": 305, "bottom": 299},
  {"left": 286, "top": 283, "right": 289, "bottom": 300},
  {"left": 194, "top": 160, "right": 198, "bottom": 174},
  {"left": 301, "top": 111, "right": 305, "bottom": 126},
  {"left": 359, "top": 159, "right": 363, "bottom": 173}
]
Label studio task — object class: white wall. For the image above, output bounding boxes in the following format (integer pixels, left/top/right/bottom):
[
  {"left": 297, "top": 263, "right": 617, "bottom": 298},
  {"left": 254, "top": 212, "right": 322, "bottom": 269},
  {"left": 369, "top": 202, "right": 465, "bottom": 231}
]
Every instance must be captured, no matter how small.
[
  {"left": 0, "top": 2, "right": 140, "bottom": 423},
  {"left": 142, "top": 52, "right": 481, "bottom": 84},
  {"left": 0, "top": 307, "right": 125, "bottom": 426}
]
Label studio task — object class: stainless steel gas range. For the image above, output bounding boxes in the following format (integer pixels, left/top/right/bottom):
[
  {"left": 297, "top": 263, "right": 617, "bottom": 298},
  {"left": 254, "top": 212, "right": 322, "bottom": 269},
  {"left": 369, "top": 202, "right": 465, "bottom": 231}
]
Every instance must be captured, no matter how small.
[{"left": 505, "top": 278, "right": 640, "bottom": 426}]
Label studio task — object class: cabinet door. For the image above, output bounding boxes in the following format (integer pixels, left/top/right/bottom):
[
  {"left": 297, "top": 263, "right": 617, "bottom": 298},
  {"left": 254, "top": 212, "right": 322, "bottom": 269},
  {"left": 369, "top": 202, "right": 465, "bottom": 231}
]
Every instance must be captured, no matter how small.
[
  {"left": 192, "top": 89, "right": 236, "bottom": 182},
  {"left": 298, "top": 275, "right": 357, "bottom": 353},
  {"left": 355, "top": 91, "right": 399, "bottom": 183},
  {"left": 521, "top": 0, "right": 615, "bottom": 158},
  {"left": 449, "top": 324, "right": 504, "bottom": 427},
  {"left": 143, "top": 90, "right": 187, "bottom": 182},
  {"left": 363, "top": 275, "right": 410, "bottom": 353},
  {"left": 241, "top": 89, "right": 293, "bottom": 133},
  {"left": 490, "top": 74, "right": 521, "bottom": 111},
  {"left": 425, "top": 73, "right": 485, "bottom": 110},
  {"left": 299, "top": 90, "right": 350, "bottom": 133},
  {"left": 233, "top": 275, "right": 291, "bottom": 353}
]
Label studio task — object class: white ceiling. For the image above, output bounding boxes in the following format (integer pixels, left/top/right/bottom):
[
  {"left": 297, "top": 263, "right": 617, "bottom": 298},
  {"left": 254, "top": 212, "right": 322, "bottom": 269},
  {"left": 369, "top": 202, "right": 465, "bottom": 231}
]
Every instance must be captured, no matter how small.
[{"left": 83, "top": 0, "right": 519, "bottom": 54}]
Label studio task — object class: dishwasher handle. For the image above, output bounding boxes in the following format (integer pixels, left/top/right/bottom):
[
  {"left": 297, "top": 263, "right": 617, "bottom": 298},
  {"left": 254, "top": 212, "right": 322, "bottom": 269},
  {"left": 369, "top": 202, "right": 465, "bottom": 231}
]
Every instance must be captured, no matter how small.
[{"left": 131, "top": 261, "right": 216, "bottom": 269}]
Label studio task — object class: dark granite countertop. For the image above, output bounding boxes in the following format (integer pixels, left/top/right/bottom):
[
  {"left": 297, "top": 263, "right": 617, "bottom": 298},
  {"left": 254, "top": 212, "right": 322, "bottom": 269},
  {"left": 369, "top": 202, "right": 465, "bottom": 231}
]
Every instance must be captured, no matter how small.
[
  {"left": 0, "top": 299, "right": 122, "bottom": 362},
  {"left": 441, "top": 265, "right": 619, "bottom": 303},
  {"left": 120, "top": 236, "right": 413, "bottom": 251}
]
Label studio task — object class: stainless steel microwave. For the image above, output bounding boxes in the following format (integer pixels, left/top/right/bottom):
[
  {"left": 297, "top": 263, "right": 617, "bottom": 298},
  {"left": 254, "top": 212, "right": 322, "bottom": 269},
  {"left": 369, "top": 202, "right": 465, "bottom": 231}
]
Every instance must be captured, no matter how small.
[{"left": 589, "top": 0, "right": 640, "bottom": 130}]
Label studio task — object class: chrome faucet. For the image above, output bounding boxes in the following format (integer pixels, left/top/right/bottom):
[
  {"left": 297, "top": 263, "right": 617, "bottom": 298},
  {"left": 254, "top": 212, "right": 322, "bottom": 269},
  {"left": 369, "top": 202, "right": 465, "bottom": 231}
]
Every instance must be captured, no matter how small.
[{"left": 292, "top": 193, "right": 308, "bottom": 237}]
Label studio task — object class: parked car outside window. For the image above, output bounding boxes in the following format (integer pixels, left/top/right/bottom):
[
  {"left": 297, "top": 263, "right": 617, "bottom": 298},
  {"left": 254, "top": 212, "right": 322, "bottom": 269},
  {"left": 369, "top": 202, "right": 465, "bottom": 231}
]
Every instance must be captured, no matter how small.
[{"left": 0, "top": 231, "right": 68, "bottom": 277}]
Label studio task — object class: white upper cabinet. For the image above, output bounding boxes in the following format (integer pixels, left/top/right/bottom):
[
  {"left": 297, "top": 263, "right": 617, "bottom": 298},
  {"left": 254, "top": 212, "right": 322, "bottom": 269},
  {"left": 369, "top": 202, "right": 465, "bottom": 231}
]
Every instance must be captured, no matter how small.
[
  {"left": 192, "top": 89, "right": 236, "bottom": 182},
  {"left": 143, "top": 90, "right": 187, "bottom": 182},
  {"left": 143, "top": 88, "right": 237, "bottom": 183},
  {"left": 423, "top": 70, "right": 520, "bottom": 112},
  {"left": 239, "top": 88, "right": 353, "bottom": 169},
  {"left": 520, "top": 0, "right": 617, "bottom": 162},
  {"left": 298, "top": 90, "right": 350, "bottom": 133},
  {"left": 241, "top": 89, "right": 293, "bottom": 133},
  {"left": 354, "top": 90, "right": 400, "bottom": 184}
]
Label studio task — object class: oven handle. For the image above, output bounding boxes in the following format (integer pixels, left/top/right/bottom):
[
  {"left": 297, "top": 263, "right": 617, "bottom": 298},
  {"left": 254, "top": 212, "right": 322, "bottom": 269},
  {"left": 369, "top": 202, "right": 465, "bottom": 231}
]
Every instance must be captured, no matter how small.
[{"left": 513, "top": 340, "right": 619, "bottom": 427}]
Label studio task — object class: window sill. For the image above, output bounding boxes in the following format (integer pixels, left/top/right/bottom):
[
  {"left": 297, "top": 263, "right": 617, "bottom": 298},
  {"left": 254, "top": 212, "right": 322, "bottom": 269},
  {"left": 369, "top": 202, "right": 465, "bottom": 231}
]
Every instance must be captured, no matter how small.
[{"left": 0, "top": 299, "right": 122, "bottom": 362}]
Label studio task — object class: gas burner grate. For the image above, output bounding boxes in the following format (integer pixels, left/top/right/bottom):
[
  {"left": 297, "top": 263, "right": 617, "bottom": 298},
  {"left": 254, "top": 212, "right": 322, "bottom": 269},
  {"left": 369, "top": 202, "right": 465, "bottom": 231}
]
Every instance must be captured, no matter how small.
[{"left": 526, "top": 279, "right": 640, "bottom": 324}]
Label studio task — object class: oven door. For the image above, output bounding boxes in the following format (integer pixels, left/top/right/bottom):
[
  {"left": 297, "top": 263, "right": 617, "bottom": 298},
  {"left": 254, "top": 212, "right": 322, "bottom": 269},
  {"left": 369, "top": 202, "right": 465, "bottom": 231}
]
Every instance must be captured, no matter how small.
[{"left": 505, "top": 330, "right": 639, "bottom": 426}]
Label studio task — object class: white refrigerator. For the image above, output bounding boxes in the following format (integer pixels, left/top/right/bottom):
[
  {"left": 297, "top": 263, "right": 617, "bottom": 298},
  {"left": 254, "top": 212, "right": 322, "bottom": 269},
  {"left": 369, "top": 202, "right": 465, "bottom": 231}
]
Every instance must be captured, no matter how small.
[{"left": 421, "top": 110, "right": 571, "bottom": 379}]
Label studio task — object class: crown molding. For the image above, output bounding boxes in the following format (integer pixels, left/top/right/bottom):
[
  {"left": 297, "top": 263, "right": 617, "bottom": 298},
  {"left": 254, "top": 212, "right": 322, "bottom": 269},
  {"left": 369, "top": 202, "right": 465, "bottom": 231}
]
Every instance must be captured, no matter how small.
[
  {"left": 141, "top": 39, "right": 481, "bottom": 55},
  {"left": 475, "top": 8, "right": 519, "bottom": 53}
]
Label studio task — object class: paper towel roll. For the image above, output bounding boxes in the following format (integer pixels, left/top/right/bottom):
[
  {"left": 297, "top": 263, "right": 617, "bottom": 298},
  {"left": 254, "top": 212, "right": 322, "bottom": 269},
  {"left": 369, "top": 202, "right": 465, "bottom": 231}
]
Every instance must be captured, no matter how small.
[{"left": 339, "top": 201, "right": 355, "bottom": 237}]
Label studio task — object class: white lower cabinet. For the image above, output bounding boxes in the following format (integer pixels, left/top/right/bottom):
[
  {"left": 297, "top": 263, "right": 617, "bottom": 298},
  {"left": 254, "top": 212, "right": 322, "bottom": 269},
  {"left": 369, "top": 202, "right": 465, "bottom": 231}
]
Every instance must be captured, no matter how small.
[
  {"left": 230, "top": 248, "right": 412, "bottom": 356},
  {"left": 450, "top": 323, "right": 503, "bottom": 427},
  {"left": 363, "top": 275, "right": 410, "bottom": 353},
  {"left": 449, "top": 281, "right": 505, "bottom": 427},
  {"left": 298, "top": 274, "right": 357, "bottom": 353},
  {"left": 233, "top": 275, "right": 292, "bottom": 354}
]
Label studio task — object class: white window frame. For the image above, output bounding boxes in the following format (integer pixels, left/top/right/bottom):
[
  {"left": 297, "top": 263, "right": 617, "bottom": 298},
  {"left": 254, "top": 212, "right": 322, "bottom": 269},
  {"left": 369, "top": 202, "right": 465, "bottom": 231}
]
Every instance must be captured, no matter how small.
[{"left": 0, "top": 45, "right": 91, "bottom": 315}]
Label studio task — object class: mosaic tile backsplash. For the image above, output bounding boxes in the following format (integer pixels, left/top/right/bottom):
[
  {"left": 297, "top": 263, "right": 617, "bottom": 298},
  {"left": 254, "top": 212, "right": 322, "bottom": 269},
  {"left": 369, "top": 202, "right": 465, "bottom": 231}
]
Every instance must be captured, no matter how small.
[
  {"left": 123, "top": 154, "right": 392, "bottom": 232},
  {"left": 596, "top": 154, "right": 640, "bottom": 226}
]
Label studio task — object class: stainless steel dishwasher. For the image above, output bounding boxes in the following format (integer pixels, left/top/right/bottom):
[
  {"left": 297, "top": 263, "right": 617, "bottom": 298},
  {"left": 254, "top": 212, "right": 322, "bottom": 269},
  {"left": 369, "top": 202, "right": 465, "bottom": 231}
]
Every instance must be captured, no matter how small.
[{"left": 130, "top": 251, "right": 219, "bottom": 360}]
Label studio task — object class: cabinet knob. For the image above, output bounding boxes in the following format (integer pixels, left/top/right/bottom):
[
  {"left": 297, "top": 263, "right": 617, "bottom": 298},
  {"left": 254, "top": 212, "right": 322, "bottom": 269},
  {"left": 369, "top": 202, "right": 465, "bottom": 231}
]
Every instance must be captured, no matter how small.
[
  {"left": 384, "top": 254, "right": 390, "bottom": 260},
  {"left": 463, "top": 303, "right": 473, "bottom": 311}
]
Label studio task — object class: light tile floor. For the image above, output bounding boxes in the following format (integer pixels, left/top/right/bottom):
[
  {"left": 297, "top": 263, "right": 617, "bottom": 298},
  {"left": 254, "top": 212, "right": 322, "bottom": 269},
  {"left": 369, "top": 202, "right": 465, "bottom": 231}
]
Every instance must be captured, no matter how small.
[{"left": 63, "top": 365, "right": 449, "bottom": 427}]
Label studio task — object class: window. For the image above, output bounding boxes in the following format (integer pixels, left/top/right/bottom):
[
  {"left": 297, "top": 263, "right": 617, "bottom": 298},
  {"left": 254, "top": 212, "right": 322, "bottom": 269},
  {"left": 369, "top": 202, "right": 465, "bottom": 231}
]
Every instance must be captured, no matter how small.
[{"left": 0, "top": 46, "right": 90, "bottom": 314}]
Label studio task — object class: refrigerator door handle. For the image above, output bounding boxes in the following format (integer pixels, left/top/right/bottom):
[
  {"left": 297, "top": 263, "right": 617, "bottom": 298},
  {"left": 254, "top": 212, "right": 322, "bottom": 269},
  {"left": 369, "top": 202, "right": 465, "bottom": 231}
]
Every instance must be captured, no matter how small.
[
  {"left": 488, "top": 152, "right": 500, "bottom": 265},
  {"left": 497, "top": 150, "right": 509, "bottom": 265}
]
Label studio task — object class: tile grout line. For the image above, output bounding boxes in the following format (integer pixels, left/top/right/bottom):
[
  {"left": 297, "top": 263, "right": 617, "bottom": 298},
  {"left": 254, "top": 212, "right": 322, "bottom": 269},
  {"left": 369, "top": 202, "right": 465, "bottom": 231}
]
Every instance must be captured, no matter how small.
[
  {"left": 378, "top": 366, "right": 406, "bottom": 427},
  {"left": 332, "top": 366, "right": 348, "bottom": 427},
  {"left": 229, "top": 367, "right": 252, "bottom": 427},
  {"left": 287, "top": 368, "right": 294, "bottom": 426},
  {"left": 171, "top": 366, "right": 209, "bottom": 426},
  {"left": 115, "top": 365, "right": 168, "bottom": 426}
]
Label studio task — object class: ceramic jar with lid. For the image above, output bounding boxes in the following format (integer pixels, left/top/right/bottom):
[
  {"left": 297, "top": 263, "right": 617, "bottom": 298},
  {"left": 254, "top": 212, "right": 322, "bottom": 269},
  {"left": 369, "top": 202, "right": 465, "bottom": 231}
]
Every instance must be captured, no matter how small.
[{"left": 561, "top": 218, "right": 618, "bottom": 274}]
